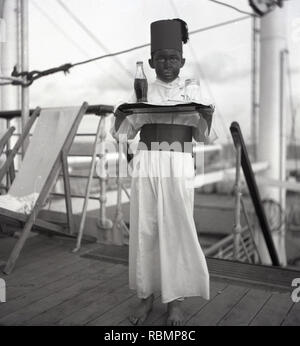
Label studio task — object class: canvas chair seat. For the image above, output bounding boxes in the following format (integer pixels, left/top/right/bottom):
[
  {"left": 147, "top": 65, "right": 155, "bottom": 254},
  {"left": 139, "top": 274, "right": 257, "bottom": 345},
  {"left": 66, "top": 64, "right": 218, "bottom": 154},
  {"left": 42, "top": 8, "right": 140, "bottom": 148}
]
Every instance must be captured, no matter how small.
[
  {"left": 0, "top": 102, "right": 89, "bottom": 274},
  {"left": 0, "top": 193, "right": 38, "bottom": 214}
]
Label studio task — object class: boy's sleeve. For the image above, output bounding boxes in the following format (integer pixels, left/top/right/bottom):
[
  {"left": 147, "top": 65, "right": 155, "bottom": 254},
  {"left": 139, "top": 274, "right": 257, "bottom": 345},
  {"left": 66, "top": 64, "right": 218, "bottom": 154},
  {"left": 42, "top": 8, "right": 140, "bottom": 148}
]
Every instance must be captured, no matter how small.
[
  {"left": 192, "top": 107, "right": 218, "bottom": 144},
  {"left": 192, "top": 116, "right": 210, "bottom": 143},
  {"left": 110, "top": 115, "right": 139, "bottom": 141},
  {"left": 110, "top": 93, "right": 138, "bottom": 141}
]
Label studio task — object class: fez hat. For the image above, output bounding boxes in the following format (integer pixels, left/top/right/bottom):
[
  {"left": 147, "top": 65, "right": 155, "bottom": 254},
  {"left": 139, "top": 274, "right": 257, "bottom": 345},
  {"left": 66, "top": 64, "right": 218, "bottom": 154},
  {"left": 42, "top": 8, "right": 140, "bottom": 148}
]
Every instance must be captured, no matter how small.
[{"left": 150, "top": 18, "right": 189, "bottom": 54}]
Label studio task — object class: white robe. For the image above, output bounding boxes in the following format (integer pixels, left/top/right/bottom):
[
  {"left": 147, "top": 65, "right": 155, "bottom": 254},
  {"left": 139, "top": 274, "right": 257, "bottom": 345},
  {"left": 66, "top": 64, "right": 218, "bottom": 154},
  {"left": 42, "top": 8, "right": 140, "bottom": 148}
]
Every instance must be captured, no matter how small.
[{"left": 111, "top": 77, "right": 211, "bottom": 303}]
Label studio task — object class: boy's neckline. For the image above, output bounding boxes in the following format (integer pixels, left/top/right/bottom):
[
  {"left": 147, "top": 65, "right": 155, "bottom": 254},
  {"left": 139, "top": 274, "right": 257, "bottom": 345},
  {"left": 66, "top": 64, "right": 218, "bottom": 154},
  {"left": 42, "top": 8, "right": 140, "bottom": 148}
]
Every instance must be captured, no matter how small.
[{"left": 155, "top": 77, "right": 182, "bottom": 88}]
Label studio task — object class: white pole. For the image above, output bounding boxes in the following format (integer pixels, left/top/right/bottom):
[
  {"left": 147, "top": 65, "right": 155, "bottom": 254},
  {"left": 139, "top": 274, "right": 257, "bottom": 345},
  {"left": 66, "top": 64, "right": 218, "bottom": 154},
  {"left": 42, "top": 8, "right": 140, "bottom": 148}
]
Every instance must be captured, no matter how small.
[
  {"left": 279, "top": 49, "right": 287, "bottom": 263},
  {"left": 0, "top": 0, "right": 3, "bottom": 116},
  {"left": 16, "top": 0, "right": 22, "bottom": 109},
  {"left": 251, "top": 16, "right": 259, "bottom": 161},
  {"left": 0, "top": 0, "right": 19, "bottom": 190},
  {"left": 20, "top": 0, "right": 29, "bottom": 156},
  {"left": 0, "top": 0, "right": 19, "bottom": 127},
  {"left": 257, "top": 5, "right": 287, "bottom": 265}
]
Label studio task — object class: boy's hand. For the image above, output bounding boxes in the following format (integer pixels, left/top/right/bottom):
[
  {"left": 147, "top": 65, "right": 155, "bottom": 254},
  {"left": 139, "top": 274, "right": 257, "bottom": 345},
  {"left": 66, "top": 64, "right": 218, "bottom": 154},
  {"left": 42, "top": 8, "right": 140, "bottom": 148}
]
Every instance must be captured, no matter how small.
[
  {"left": 197, "top": 105, "right": 214, "bottom": 134},
  {"left": 114, "top": 108, "right": 128, "bottom": 132},
  {"left": 114, "top": 107, "right": 134, "bottom": 118},
  {"left": 114, "top": 108, "right": 127, "bottom": 119}
]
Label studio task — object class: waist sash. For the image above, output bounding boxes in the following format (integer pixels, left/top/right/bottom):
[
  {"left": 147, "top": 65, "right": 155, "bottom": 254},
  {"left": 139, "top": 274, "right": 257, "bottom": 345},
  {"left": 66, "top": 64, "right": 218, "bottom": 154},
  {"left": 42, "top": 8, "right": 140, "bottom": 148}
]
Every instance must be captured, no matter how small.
[{"left": 138, "top": 124, "right": 193, "bottom": 153}]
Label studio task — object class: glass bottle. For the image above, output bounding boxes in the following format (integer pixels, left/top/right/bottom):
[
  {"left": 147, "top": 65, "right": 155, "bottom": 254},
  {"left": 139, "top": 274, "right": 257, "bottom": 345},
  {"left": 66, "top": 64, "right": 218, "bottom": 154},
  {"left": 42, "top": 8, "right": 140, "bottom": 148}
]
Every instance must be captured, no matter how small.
[{"left": 134, "top": 61, "right": 148, "bottom": 102}]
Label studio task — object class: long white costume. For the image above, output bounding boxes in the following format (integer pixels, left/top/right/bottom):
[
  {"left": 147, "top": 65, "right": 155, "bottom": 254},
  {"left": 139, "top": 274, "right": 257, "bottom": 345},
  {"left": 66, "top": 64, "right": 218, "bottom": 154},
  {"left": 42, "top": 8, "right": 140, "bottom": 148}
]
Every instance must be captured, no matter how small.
[{"left": 111, "top": 77, "right": 211, "bottom": 303}]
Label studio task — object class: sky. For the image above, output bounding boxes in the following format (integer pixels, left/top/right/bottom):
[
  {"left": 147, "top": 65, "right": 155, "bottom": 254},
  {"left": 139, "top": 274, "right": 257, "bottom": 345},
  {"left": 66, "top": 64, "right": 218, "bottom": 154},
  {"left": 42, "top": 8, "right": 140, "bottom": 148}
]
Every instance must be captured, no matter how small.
[{"left": 18, "top": 0, "right": 300, "bottom": 142}]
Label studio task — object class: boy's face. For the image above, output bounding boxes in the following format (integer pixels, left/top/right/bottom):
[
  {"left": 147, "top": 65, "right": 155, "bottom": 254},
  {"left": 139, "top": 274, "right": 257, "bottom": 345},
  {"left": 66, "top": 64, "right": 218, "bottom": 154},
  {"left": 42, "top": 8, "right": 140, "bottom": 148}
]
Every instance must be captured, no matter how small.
[{"left": 149, "top": 49, "right": 185, "bottom": 83}]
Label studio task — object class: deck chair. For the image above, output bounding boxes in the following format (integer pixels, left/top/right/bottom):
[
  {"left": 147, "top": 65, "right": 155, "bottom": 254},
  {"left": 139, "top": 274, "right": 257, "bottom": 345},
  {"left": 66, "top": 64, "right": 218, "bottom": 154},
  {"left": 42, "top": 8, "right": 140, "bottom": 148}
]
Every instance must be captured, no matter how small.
[
  {"left": 0, "top": 126, "right": 16, "bottom": 193},
  {"left": 0, "top": 102, "right": 89, "bottom": 274},
  {"left": 0, "top": 126, "right": 15, "bottom": 156},
  {"left": 0, "top": 109, "right": 41, "bottom": 192}
]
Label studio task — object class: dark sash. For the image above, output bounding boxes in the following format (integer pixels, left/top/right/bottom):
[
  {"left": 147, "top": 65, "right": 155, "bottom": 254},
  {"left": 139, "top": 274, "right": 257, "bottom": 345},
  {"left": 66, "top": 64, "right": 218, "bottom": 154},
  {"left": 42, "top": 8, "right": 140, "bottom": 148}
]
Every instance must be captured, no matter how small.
[{"left": 138, "top": 123, "right": 193, "bottom": 153}]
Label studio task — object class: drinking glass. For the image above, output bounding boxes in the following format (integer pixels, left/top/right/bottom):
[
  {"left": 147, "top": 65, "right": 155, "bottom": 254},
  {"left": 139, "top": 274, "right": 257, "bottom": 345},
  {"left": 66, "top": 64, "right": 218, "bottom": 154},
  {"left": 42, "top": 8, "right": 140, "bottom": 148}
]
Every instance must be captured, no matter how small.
[{"left": 184, "top": 79, "right": 200, "bottom": 101}]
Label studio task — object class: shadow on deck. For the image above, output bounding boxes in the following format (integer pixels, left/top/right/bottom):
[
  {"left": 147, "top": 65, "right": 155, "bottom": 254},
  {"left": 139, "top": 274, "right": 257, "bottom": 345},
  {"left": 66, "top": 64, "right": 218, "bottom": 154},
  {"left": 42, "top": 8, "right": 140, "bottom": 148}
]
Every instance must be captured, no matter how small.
[{"left": 0, "top": 233, "right": 299, "bottom": 326}]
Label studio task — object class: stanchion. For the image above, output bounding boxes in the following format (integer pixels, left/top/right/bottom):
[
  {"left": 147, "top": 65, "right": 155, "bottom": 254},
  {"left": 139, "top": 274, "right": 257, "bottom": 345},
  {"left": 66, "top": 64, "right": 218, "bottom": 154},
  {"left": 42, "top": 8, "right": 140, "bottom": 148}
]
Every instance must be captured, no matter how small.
[
  {"left": 111, "top": 139, "right": 129, "bottom": 245},
  {"left": 96, "top": 116, "right": 114, "bottom": 236},
  {"left": 73, "top": 115, "right": 112, "bottom": 252},
  {"left": 233, "top": 143, "right": 242, "bottom": 260}
]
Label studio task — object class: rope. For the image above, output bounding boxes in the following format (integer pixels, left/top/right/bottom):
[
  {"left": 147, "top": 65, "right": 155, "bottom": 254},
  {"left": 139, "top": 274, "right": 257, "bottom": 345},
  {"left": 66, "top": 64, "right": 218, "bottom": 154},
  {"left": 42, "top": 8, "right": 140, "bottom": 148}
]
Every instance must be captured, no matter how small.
[
  {"left": 1, "top": 16, "right": 250, "bottom": 88},
  {"left": 31, "top": 0, "right": 127, "bottom": 89},
  {"left": 9, "top": 63, "right": 72, "bottom": 87},
  {"left": 208, "top": 0, "right": 257, "bottom": 17},
  {"left": 55, "top": 0, "right": 133, "bottom": 79}
]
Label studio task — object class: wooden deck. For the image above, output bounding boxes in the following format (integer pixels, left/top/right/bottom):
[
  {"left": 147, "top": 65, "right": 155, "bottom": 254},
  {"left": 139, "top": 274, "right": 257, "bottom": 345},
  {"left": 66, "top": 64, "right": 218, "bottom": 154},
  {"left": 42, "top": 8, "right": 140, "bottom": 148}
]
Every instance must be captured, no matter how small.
[{"left": 0, "top": 233, "right": 299, "bottom": 326}]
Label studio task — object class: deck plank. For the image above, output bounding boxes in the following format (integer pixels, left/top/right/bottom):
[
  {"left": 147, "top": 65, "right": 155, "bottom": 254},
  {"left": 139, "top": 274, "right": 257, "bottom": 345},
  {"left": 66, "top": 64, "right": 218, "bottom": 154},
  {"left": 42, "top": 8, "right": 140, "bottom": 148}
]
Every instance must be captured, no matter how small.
[
  {"left": 86, "top": 294, "right": 143, "bottom": 326},
  {"left": 150, "top": 280, "right": 228, "bottom": 326},
  {"left": 0, "top": 257, "right": 104, "bottom": 319},
  {"left": 117, "top": 294, "right": 163, "bottom": 326},
  {"left": 3, "top": 238, "right": 101, "bottom": 301},
  {"left": 186, "top": 284, "right": 249, "bottom": 326},
  {"left": 26, "top": 265, "right": 128, "bottom": 325},
  {"left": 218, "top": 288, "right": 272, "bottom": 326},
  {"left": 61, "top": 275, "right": 135, "bottom": 326},
  {"left": 97, "top": 280, "right": 228, "bottom": 327},
  {"left": 0, "top": 234, "right": 58, "bottom": 269},
  {"left": 250, "top": 292, "right": 294, "bottom": 326},
  {"left": 5, "top": 250, "right": 89, "bottom": 301},
  {"left": 281, "top": 302, "right": 300, "bottom": 326},
  {"left": 0, "top": 234, "right": 297, "bottom": 326},
  {"left": 207, "top": 257, "right": 300, "bottom": 291},
  {"left": 0, "top": 260, "right": 115, "bottom": 325},
  {"left": 3, "top": 236, "right": 78, "bottom": 281},
  {"left": 57, "top": 270, "right": 130, "bottom": 325}
]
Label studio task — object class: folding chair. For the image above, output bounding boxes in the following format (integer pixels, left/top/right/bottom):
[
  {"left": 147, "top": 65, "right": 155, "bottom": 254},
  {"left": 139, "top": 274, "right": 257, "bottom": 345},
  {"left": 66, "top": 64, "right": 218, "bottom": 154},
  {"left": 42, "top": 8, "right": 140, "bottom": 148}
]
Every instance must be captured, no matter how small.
[
  {"left": 0, "top": 126, "right": 16, "bottom": 193},
  {"left": 0, "top": 126, "right": 15, "bottom": 156},
  {"left": 0, "top": 102, "right": 89, "bottom": 274},
  {"left": 0, "top": 108, "right": 41, "bottom": 192}
]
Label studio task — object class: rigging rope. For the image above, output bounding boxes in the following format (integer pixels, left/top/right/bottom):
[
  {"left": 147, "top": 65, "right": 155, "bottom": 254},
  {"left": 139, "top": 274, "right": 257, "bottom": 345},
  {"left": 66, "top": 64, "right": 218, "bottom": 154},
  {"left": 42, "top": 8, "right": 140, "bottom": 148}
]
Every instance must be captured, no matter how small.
[
  {"left": 208, "top": 0, "right": 257, "bottom": 17},
  {"left": 2, "top": 16, "right": 250, "bottom": 88}
]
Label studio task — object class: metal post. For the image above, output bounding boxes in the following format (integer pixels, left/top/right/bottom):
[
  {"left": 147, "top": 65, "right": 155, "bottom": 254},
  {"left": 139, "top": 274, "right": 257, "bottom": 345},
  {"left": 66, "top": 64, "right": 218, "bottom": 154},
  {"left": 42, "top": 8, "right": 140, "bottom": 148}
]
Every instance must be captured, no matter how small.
[
  {"left": 257, "top": 5, "right": 287, "bottom": 265},
  {"left": 251, "top": 16, "right": 259, "bottom": 161},
  {"left": 20, "top": 0, "right": 29, "bottom": 156},
  {"left": 0, "top": 0, "right": 4, "bottom": 115},
  {"left": 1, "top": 0, "right": 19, "bottom": 190},
  {"left": 1, "top": 0, "right": 19, "bottom": 124},
  {"left": 97, "top": 116, "right": 113, "bottom": 234},
  {"left": 111, "top": 139, "right": 128, "bottom": 246},
  {"left": 73, "top": 115, "right": 113, "bottom": 252},
  {"left": 16, "top": 0, "right": 21, "bottom": 109},
  {"left": 233, "top": 143, "right": 242, "bottom": 260},
  {"left": 278, "top": 49, "right": 287, "bottom": 265}
]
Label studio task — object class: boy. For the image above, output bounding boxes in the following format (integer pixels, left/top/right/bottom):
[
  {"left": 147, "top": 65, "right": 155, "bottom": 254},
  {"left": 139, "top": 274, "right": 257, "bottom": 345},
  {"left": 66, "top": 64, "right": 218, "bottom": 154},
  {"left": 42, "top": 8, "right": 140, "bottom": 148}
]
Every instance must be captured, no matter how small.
[{"left": 112, "top": 19, "right": 211, "bottom": 326}]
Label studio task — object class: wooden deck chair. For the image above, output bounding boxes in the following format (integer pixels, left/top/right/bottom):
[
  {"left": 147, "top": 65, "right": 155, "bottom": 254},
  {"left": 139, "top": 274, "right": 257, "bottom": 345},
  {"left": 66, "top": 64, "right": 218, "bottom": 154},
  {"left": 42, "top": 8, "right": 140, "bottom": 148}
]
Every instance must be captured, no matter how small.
[
  {"left": 0, "top": 126, "right": 15, "bottom": 156},
  {"left": 0, "top": 108, "right": 41, "bottom": 192},
  {"left": 0, "top": 126, "right": 16, "bottom": 193},
  {"left": 0, "top": 102, "right": 89, "bottom": 274}
]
